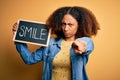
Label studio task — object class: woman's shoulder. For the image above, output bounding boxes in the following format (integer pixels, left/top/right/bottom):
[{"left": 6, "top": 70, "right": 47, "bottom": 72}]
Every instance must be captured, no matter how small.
[
  {"left": 76, "top": 37, "right": 93, "bottom": 42},
  {"left": 48, "top": 38, "right": 57, "bottom": 45},
  {"left": 49, "top": 38, "right": 62, "bottom": 45},
  {"left": 49, "top": 38, "right": 56, "bottom": 42}
]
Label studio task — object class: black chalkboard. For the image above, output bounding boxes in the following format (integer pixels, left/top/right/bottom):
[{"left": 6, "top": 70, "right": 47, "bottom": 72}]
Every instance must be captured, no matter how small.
[{"left": 13, "top": 20, "right": 51, "bottom": 46}]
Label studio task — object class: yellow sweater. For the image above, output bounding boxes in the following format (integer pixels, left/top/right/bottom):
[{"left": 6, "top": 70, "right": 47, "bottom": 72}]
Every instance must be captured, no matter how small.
[{"left": 52, "top": 40, "right": 73, "bottom": 80}]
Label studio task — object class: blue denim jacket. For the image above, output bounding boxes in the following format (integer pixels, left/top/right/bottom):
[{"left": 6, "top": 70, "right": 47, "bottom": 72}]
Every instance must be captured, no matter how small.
[{"left": 15, "top": 37, "right": 94, "bottom": 80}]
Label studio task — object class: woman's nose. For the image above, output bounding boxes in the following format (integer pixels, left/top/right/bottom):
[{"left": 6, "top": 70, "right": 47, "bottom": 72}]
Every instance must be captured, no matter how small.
[{"left": 64, "top": 25, "right": 69, "bottom": 31}]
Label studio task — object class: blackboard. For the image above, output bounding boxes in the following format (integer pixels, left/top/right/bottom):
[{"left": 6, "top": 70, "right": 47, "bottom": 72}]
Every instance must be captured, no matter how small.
[{"left": 13, "top": 20, "right": 51, "bottom": 46}]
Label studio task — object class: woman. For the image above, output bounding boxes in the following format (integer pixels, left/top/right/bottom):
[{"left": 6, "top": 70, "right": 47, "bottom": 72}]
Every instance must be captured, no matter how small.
[{"left": 13, "top": 6, "right": 100, "bottom": 80}]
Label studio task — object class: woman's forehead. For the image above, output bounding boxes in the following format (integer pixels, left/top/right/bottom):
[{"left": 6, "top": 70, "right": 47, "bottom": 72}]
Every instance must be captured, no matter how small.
[{"left": 62, "top": 14, "right": 77, "bottom": 23}]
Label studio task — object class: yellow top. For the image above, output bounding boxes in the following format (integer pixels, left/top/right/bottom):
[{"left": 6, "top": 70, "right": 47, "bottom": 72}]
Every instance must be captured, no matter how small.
[{"left": 52, "top": 40, "right": 73, "bottom": 80}]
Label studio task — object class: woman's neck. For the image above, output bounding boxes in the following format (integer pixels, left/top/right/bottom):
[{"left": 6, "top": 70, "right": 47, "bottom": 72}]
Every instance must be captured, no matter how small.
[{"left": 64, "top": 37, "right": 75, "bottom": 42}]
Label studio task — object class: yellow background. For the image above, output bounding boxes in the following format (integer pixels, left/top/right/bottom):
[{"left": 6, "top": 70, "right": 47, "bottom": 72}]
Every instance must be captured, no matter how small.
[{"left": 0, "top": 0, "right": 120, "bottom": 80}]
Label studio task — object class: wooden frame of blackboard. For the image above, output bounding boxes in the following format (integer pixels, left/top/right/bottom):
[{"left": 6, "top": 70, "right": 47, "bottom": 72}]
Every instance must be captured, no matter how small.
[{"left": 13, "top": 19, "right": 51, "bottom": 47}]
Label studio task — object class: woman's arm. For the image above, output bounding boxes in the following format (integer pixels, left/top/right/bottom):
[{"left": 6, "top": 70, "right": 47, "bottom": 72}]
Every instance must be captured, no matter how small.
[
  {"left": 15, "top": 42, "right": 46, "bottom": 64},
  {"left": 13, "top": 22, "right": 46, "bottom": 64}
]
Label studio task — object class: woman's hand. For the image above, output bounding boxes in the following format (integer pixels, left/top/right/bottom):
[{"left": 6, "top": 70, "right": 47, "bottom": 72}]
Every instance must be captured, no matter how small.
[
  {"left": 12, "top": 22, "right": 18, "bottom": 35},
  {"left": 72, "top": 40, "right": 86, "bottom": 54}
]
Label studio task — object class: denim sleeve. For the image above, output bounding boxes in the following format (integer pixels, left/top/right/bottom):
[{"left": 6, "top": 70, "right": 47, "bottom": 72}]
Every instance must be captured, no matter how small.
[
  {"left": 76, "top": 37, "right": 94, "bottom": 55},
  {"left": 15, "top": 42, "right": 47, "bottom": 64}
]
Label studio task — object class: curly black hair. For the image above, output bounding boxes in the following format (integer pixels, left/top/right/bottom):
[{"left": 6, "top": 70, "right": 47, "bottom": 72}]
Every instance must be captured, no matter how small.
[{"left": 46, "top": 6, "right": 100, "bottom": 39}]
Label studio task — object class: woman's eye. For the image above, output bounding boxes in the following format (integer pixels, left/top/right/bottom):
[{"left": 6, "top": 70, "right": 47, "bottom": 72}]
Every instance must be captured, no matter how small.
[
  {"left": 68, "top": 23, "right": 73, "bottom": 27},
  {"left": 61, "top": 22, "right": 73, "bottom": 27},
  {"left": 62, "top": 23, "right": 66, "bottom": 26}
]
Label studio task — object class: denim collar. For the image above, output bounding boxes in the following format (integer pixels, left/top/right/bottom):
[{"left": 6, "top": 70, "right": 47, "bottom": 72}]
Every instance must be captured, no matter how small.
[{"left": 52, "top": 38, "right": 63, "bottom": 48}]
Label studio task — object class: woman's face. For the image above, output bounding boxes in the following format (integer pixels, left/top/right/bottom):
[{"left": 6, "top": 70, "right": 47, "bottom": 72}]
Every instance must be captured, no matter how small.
[{"left": 61, "top": 14, "right": 78, "bottom": 41}]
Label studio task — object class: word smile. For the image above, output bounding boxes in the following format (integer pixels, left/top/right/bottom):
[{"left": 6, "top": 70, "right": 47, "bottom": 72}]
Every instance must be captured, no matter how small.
[{"left": 18, "top": 25, "right": 47, "bottom": 40}]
